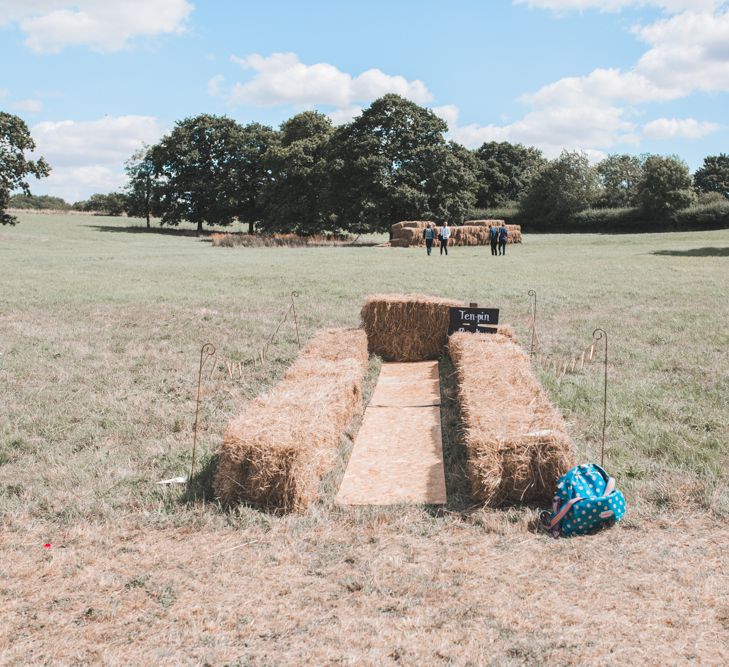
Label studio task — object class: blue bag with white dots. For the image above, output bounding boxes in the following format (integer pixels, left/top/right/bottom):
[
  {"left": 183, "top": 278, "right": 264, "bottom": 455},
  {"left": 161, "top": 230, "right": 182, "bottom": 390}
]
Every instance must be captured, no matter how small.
[{"left": 543, "top": 463, "right": 626, "bottom": 537}]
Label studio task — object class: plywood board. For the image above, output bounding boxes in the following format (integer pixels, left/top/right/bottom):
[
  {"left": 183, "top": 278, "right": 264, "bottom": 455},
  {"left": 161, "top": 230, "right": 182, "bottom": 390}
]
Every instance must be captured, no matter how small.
[
  {"left": 369, "top": 360, "right": 441, "bottom": 407},
  {"left": 337, "top": 406, "right": 446, "bottom": 505}
]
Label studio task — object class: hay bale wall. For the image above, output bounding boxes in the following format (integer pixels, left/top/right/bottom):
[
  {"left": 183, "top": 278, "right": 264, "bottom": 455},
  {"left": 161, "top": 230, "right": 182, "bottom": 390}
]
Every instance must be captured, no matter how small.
[
  {"left": 361, "top": 293, "right": 463, "bottom": 361},
  {"left": 390, "top": 220, "right": 522, "bottom": 247},
  {"left": 214, "top": 328, "right": 368, "bottom": 512},
  {"left": 449, "top": 332, "right": 575, "bottom": 504}
]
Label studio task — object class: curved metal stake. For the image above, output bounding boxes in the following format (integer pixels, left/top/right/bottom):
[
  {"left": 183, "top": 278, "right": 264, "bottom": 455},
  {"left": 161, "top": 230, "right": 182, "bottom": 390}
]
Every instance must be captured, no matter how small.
[
  {"left": 528, "top": 289, "right": 537, "bottom": 359},
  {"left": 191, "top": 342, "right": 216, "bottom": 485},
  {"left": 592, "top": 328, "right": 608, "bottom": 467},
  {"left": 291, "top": 291, "right": 301, "bottom": 348}
]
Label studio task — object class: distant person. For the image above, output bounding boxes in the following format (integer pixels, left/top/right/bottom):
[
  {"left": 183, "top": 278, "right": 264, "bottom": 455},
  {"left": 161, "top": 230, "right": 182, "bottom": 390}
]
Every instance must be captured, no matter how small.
[
  {"left": 422, "top": 222, "right": 435, "bottom": 256},
  {"left": 439, "top": 222, "right": 451, "bottom": 255},
  {"left": 498, "top": 223, "right": 508, "bottom": 256},
  {"left": 489, "top": 224, "right": 498, "bottom": 256}
]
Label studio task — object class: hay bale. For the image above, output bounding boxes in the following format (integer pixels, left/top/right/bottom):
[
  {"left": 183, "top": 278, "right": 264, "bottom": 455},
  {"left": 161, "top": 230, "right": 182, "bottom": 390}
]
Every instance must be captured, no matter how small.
[
  {"left": 214, "top": 328, "right": 368, "bottom": 512},
  {"left": 392, "top": 220, "right": 429, "bottom": 231},
  {"left": 361, "top": 293, "right": 463, "bottom": 361},
  {"left": 449, "top": 332, "right": 574, "bottom": 505}
]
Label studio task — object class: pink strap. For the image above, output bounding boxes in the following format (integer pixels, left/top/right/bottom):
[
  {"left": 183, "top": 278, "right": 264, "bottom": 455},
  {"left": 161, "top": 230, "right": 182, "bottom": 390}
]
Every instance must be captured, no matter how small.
[
  {"left": 548, "top": 496, "right": 583, "bottom": 529},
  {"left": 603, "top": 477, "right": 615, "bottom": 496}
]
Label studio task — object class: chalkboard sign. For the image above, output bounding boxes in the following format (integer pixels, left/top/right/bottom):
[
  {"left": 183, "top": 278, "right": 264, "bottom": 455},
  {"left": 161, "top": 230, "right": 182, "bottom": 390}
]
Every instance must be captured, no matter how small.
[{"left": 448, "top": 307, "right": 500, "bottom": 335}]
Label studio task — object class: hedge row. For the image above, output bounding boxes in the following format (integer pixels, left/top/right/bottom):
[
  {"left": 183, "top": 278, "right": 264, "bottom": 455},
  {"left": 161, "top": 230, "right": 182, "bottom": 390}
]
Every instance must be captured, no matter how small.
[{"left": 468, "top": 202, "right": 729, "bottom": 234}]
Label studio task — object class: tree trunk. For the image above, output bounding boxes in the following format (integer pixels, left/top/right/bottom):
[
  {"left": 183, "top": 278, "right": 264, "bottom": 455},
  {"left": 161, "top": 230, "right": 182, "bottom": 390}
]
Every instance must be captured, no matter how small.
[
  {"left": 197, "top": 220, "right": 203, "bottom": 235},
  {"left": 248, "top": 220, "right": 254, "bottom": 234}
]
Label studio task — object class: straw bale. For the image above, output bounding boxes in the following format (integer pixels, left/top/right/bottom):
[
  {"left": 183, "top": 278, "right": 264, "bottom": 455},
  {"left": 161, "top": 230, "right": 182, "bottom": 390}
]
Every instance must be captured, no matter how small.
[
  {"left": 392, "top": 220, "right": 430, "bottom": 230},
  {"left": 361, "top": 293, "right": 463, "bottom": 362},
  {"left": 449, "top": 332, "right": 574, "bottom": 505},
  {"left": 214, "top": 328, "right": 368, "bottom": 512},
  {"left": 394, "top": 227, "right": 426, "bottom": 245},
  {"left": 389, "top": 221, "right": 522, "bottom": 246}
]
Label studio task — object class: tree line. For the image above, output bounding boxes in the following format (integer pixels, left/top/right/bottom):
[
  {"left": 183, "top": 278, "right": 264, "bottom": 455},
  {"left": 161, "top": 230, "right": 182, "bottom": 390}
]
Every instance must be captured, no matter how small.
[{"left": 2, "top": 98, "right": 728, "bottom": 230}]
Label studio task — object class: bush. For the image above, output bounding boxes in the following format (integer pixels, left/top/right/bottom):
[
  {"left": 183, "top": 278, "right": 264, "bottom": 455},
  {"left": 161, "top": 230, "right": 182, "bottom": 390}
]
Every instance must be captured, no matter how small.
[
  {"left": 570, "top": 207, "right": 643, "bottom": 232},
  {"left": 466, "top": 205, "right": 520, "bottom": 221},
  {"left": 672, "top": 201, "right": 729, "bottom": 229},
  {"left": 696, "top": 191, "right": 727, "bottom": 206}
]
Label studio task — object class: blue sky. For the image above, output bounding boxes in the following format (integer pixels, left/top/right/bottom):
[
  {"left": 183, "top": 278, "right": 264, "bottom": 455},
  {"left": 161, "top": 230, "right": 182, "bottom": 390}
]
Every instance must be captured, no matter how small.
[{"left": 2, "top": 0, "right": 727, "bottom": 201}]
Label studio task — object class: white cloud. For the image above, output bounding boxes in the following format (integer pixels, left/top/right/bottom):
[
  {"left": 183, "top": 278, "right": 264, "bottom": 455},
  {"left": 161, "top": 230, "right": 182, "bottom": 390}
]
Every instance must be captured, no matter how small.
[
  {"left": 207, "top": 74, "right": 225, "bottom": 97},
  {"left": 447, "top": 102, "right": 638, "bottom": 155},
  {"left": 0, "top": 0, "right": 193, "bottom": 53},
  {"left": 525, "top": 9, "right": 729, "bottom": 108},
  {"left": 29, "top": 115, "right": 166, "bottom": 201},
  {"left": 448, "top": 5, "right": 726, "bottom": 155},
  {"left": 13, "top": 99, "right": 43, "bottom": 113},
  {"left": 432, "top": 104, "right": 460, "bottom": 131},
  {"left": 643, "top": 117, "right": 719, "bottom": 138},
  {"left": 41, "top": 165, "right": 128, "bottom": 203},
  {"left": 328, "top": 106, "right": 363, "bottom": 125},
  {"left": 225, "top": 52, "right": 433, "bottom": 108}
]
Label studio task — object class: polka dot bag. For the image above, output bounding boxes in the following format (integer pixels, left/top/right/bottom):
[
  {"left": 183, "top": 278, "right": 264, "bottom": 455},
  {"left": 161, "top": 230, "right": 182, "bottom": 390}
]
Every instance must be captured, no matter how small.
[{"left": 542, "top": 463, "right": 626, "bottom": 537}]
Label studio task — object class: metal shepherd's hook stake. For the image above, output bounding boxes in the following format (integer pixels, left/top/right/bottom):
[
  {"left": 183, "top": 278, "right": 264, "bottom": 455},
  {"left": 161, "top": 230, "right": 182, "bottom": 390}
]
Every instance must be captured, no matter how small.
[
  {"left": 528, "top": 289, "right": 537, "bottom": 359},
  {"left": 291, "top": 291, "right": 301, "bottom": 349},
  {"left": 191, "top": 342, "right": 216, "bottom": 484},
  {"left": 592, "top": 328, "right": 608, "bottom": 467}
]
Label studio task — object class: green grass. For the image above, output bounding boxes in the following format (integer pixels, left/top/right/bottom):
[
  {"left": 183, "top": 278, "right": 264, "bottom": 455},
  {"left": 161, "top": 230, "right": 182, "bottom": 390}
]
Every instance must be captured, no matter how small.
[{"left": 1, "top": 213, "right": 728, "bottom": 526}]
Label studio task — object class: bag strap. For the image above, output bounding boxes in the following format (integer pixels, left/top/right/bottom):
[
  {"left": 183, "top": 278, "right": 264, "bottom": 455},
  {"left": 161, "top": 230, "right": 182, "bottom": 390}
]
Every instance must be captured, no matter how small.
[
  {"left": 548, "top": 496, "right": 583, "bottom": 530},
  {"left": 603, "top": 477, "right": 615, "bottom": 496}
]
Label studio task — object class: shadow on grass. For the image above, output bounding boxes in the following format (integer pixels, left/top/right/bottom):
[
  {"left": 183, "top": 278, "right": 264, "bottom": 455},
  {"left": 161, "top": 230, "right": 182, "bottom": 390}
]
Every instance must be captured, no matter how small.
[
  {"left": 87, "top": 224, "right": 211, "bottom": 237},
  {"left": 432, "top": 355, "right": 474, "bottom": 514},
  {"left": 180, "top": 454, "right": 218, "bottom": 504},
  {"left": 652, "top": 246, "right": 729, "bottom": 257}
]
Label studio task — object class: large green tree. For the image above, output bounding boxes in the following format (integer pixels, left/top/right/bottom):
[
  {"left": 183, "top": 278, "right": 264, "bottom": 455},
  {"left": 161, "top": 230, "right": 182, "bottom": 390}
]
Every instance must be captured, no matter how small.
[
  {"left": 328, "top": 94, "right": 476, "bottom": 233},
  {"left": 636, "top": 155, "right": 695, "bottom": 216},
  {"left": 474, "top": 141, "right": 545, "bottom": 208},
  {"left": 693, "top": 154, "right": 729, "bottom": 200},
  {"left": 595, "top": 154, "right": 644, "bottom": 208},
  {"left": 235, "top": 122, "right": 279, "bottom": 233},
  {"left": 260, "top": 112, "right": 332, "bottom": 235},
  {"left": 520, "top": 150, "right": 597, "bottom": 223},
  {"left": 149, "top": 114, "right": 270, "bottom": 233},
  {"left": 1, "top": 112, "right": 50, "bottom": 225}
]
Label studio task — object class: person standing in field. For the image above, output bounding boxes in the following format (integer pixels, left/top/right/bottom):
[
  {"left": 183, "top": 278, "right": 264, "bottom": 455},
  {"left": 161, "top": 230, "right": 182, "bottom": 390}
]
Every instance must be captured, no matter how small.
[
  {"left": 498, "top": 222, "right": 508, "bottom": 256},
  {"left": 422, "top": 222, "right": 436, "bottom": 256},
  {"left": 439, "top": 221, "right": 451, "bottom": 255},
  {"left": 489, "top": 224, "right": 498, "bottom": 256}
]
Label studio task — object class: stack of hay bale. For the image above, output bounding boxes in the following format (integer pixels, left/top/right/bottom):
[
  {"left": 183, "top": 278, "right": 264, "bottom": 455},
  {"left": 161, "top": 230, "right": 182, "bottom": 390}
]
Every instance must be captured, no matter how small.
[
  {"left": 390, "top": 221, "right": 430, "bottom": 247},
  {"left": 214, "top": 328, "right": 368, "bottom": 512},
  {"left": 449, "top": 332, "right": 574, "bottom": 504},
  {"left": 464, "top": 220, "right": 522, "bottom": 244},
  {"left": 390, "top": 220, "right": 522, "bottom": 247}
]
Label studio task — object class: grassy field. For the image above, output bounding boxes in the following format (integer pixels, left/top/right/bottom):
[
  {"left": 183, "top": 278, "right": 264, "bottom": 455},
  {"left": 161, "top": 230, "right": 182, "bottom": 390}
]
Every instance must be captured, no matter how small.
[{"left": 1, "top": 213, "right": 728, "bottom": 665}]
